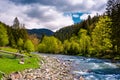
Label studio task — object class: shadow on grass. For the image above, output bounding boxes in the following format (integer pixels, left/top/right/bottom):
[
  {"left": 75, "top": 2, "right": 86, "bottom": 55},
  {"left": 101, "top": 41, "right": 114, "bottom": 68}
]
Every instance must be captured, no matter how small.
[{"left": 0, "top": 53, "right": 19, "bottom": 59}]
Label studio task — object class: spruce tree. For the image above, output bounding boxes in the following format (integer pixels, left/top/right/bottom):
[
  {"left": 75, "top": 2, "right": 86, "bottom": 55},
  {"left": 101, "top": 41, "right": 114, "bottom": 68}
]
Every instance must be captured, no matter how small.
[{"left": 106, "top": 0, "right": 120, "bottom": 53}]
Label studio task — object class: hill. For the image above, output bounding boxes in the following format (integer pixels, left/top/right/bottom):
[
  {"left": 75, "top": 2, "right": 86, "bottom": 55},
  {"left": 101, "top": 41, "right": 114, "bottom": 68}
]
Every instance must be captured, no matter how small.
[
  {"left": 27, "top": 28, "right": 54, "bottom": 38},
  {"left": 54, "top": 15, "right": 99, "bottom": 42}
]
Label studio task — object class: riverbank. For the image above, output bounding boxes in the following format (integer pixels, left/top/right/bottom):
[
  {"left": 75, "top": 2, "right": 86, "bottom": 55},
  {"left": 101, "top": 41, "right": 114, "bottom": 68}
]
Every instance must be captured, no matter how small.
[{"left": 3, "top": 55, "right": 74, "bottom": 80}]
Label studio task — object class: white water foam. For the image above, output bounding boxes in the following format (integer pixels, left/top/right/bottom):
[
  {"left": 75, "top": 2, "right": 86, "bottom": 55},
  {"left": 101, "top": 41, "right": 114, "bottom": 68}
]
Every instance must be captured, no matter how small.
[
  {"left": 104, "top": 62, "right": 117, "bottom": 68},
  {"left": 91, "top": 63, "right": 100, "bottom": 69},
  {"left": 73, "top": 70, "right": 88, "bottom": 75}
]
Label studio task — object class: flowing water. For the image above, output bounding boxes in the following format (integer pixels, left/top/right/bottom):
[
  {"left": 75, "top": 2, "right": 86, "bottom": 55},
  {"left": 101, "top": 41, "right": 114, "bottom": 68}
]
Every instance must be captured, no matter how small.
[{"left": 38, "top": 53, "right": 120, "bottom": 80}]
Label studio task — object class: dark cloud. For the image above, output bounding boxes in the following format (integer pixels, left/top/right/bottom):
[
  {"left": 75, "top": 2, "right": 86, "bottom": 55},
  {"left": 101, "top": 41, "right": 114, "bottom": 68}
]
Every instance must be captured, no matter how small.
[
  {"left": 10, "top": 0, "right": 69, "bottom": 12},
  {"left": 10, "top": 0, "right": 39, "bottom": 4},
  {"left": 10, "top": 0, "right": 67, "bottom": 6},
  {"left": 10, "top": 0, "right": 107, "bottom": 13}
]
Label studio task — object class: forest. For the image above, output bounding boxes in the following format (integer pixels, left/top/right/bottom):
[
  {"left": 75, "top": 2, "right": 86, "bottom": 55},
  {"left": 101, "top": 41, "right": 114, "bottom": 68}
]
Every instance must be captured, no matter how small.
[{"left": 0, "top": 0, "right": 120, "bottom": 60}]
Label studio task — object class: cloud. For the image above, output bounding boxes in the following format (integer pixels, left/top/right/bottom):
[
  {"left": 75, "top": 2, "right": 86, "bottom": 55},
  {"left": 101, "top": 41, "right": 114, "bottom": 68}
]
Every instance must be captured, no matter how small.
[{"left": 0, "top": 0, "right": 108, "bottom": 31}]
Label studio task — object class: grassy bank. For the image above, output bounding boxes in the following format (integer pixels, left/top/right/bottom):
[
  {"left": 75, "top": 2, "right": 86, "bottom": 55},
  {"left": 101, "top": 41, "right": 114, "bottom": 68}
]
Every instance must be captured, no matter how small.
[
  {"left": 0, "top": 47, "right": 40, "bottom": 79},
  {"left": 0, "top": 47, "right": 18, "bottom": 53}
]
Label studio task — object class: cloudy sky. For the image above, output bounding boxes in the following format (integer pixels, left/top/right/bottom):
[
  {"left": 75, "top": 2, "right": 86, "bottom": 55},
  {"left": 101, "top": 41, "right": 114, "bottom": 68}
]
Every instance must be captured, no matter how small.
[{"left": 0, "top": 0, "right": 108, "bottom": 31}]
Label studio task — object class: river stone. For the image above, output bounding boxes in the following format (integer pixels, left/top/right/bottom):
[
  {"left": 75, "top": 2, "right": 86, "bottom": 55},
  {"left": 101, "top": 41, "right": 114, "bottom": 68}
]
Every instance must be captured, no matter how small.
[
  {"left": 9, "top": 72, "right": 22, "bottom": 80},
  {"left": 4, "top": 55, "right": 74, "bottom": 80},
  {"left": 79, "top": 76, "right": 85, "bottom": 80}
]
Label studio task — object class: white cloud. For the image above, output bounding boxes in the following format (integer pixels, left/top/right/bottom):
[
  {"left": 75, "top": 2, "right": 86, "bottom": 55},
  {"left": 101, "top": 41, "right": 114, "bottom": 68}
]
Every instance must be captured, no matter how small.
[
  {"left": 80, "top": 12, "right": 97, "bottom": 20},
  {"left": 0, "top": 0, "right": 108, "bottom": 31},
  {"left": 0, "top": 0, "right": 73, "bottom": 31},
  {"left": 68, "top": 0, "right": 84, "bottom": 5}
]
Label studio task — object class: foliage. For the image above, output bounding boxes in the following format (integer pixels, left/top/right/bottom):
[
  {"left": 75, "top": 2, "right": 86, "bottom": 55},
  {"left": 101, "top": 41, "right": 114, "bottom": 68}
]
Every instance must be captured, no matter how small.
[
  {"left": 6, "top": 17, "right": 28, "bottom": 48},
  {"left": 91, "top": 16, "right": 112, "bottom": 56},
  {"left": 106, "top": 0, "right": 120, "bottom": 53},
  {"left": 0, "top": 24, "right": 9, "bottom": 46},
  {"left": 63, "top": 39, "right": 79, "bottom": 55},
  {"left": 63, "top": 29, "right": 91, "bottom": 55},
  {"left": 17, "top": 38, "right": 24, "bottom": 50},
  {"left": 78, "top": 29, "right": 91, "bottom": 55},
  {"left": 63, "top": 40, "right": 71, "bottom": 54},
  {"left": 28, "top": 34, "right": 40, "bottom": 51},
  {"left": 0, "top": 4, "right": 120, "bottom": 60},
  {"left": 24, "top": 39, "right": 35, "bottom": 53},
  {"left": 38, "top": 36, "right": 63, "bottom": 53},
  {"left": 54, "top": 15, "right": 99, "bottom": 42}
]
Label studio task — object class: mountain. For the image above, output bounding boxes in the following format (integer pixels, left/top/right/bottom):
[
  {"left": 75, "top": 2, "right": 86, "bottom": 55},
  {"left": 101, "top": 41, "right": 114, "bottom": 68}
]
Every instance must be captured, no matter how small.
[
  {"left": 54, "top": 15, "right": 100, "bottom": 42},
  {"left": 27, "top": 28, "right": 54, "bottom": 38}
]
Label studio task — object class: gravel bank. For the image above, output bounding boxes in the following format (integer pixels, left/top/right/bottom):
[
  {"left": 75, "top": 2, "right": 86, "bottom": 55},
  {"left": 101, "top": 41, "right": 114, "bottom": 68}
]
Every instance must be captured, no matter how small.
[{"left": 3, "top": 55, "right": 74, "bottom": 80}]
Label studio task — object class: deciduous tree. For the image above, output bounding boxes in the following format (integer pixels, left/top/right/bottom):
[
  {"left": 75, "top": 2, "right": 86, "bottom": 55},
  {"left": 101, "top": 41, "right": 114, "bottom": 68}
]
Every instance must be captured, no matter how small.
[
  {"left": 24, "top": 39, "right": 34, "bottom": 53},
  {"left": 0, "top": 24, "right": 9, "bottom": 46}
]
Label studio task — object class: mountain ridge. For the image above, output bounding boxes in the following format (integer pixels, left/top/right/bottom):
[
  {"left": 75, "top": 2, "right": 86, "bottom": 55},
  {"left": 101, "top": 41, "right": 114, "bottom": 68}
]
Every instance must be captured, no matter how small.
[{"left": 27, "top": 28, "right": 54, "bottom": 38}]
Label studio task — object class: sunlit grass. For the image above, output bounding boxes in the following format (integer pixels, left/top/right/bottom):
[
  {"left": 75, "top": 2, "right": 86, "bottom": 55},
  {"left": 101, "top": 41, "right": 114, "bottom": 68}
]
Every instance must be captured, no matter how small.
[
  {"left": 0, "top": 47, "right": 18, "bottom": 53},
  {"left": 0, "top": 52, "right": 40, "bottom": 79}
]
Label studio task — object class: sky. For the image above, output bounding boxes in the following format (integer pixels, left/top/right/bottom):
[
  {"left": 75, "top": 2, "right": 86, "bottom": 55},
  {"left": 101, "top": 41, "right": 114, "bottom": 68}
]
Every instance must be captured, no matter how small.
[{"left": 0, "top": 0, "right": 108, "bottom": 32}]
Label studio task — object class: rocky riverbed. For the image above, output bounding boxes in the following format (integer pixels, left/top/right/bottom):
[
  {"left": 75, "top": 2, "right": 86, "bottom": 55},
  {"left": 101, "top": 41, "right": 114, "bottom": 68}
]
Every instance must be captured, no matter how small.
[{"left": 3, "top": 55, "right": 74, "bottom": 80}]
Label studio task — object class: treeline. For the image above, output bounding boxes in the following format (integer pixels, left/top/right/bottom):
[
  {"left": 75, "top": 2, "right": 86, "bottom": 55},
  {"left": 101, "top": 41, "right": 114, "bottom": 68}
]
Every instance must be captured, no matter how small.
[
  {"left": 38, "top": 0, "right": 120, "bottom": 60},
  {"left": 0, "top": 0, "right": 120, "bottom": 60},
  {"left": 38, "top": 16, "right": 114, "bottom": 58},
  {"left": 54, "top": 15, "right": 99, "bottom": 42},
  {"left": 0, "top": 17, "right": 39, "bottom": 53}
]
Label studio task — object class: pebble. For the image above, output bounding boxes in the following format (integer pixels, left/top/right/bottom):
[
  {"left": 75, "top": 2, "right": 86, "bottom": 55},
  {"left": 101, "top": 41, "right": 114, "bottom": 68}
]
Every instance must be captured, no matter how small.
[{"left": 3, "top": 55, "right": 74, "bottom": 80}]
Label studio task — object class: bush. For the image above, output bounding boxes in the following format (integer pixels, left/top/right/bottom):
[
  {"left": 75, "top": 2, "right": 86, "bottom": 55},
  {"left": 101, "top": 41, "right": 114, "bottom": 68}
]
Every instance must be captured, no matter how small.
[
  {"left": 24, "top": 39, "right": 34, "bottom": 53},
  {"left": 38, "top": 36, "right": 63, "bottom": 53}
]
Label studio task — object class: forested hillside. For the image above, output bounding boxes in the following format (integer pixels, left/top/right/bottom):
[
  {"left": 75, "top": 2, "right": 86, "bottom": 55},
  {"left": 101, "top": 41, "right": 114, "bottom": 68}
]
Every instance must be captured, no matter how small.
[
  {"left": 38, "top": 0, "right": 120, "bottom": 60},
  {"left": 54, "top": 15, "right": 99, "bottom": 42},
  {"left": 0, "top": 17, "right": 38, "bottom": 52},
  {"left": 27, "top": 29, "right": 54, "bottom": 39},
  {"left": 0, "top": 0, "right": 120, "bottom": 60}
]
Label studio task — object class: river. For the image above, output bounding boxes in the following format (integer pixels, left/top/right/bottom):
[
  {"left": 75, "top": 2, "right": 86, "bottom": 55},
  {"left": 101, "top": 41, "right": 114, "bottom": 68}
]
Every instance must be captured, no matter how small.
[{"left": 37, "top": 53, "right": 120, "bottom": 80}]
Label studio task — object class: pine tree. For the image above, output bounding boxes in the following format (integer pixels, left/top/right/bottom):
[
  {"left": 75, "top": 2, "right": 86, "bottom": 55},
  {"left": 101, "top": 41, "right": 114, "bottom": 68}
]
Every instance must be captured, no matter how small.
[
  {"left": 106, "top": 0, "right": 120, "bottom": 53},
  {"left": 12, "top": 17, "right": 20, "bottom": 29}
]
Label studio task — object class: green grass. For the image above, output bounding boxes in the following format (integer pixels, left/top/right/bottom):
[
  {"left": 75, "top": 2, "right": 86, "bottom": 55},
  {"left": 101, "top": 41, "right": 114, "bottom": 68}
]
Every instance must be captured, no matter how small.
[
  {"left": 0, "top": 47, "right": 18, "bottom": 53},
  {"left": 0, "top": 52, "right": 40, "bottom": 79}
]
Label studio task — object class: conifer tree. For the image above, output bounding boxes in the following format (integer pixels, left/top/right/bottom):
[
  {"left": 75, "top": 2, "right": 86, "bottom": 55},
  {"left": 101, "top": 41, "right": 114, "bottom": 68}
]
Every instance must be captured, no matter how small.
[{"left": 106, "top": 0, "right": 120, "bottom": 53}]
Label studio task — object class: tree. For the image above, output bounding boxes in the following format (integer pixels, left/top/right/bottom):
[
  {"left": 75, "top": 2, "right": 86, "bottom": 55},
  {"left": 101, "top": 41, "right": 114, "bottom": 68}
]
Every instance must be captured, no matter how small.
[
  {"left": 106, "top": 0, "right": 120, "bottom": 53},
  {"left": 86, "top": 15, "right": 92, "bottom": 34},
  {"left": 63, "top": 40, "right": 71, "bottom": 54},
  {"left": 70, "top": 40, "right": 79, "bottom": 55},
  {"left": 38, "top": 36, "right": 63, "bottom": 53},
  {"left": 17, "top": 38, "right": 24, "bottom": 50},
  {"left": 9, "top": 17, "right": 28, "bottom": 48},
  {"left": 28, "top": 34, "right": 40, "bottom": 51},
  {"left": 12, "top": 17, "right": 20, "bottom": 29},
  {"left": 78, "top": 29, "right": 91, "bottom": 55},
  {"left": 0, "top": 24, "right": 9, "bottom": 46},
  {"left": 24, "top": 39, "right": 34, "bottom": 53},
  {"left": 91, "top": 16, "right": 112, "bottom": 55},
  {"left": 38, "top": 43, "right": 46, "bottom": 53}
]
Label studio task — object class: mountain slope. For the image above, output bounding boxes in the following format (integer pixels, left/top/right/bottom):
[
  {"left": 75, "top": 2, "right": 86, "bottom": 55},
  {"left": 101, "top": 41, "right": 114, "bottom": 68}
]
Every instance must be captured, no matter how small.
[
  {"left": 27, "top": 28, "right": 54, "bottom": 38},
  {"left": 54, "top": 15, "right": 99, "bottom": 42}
]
